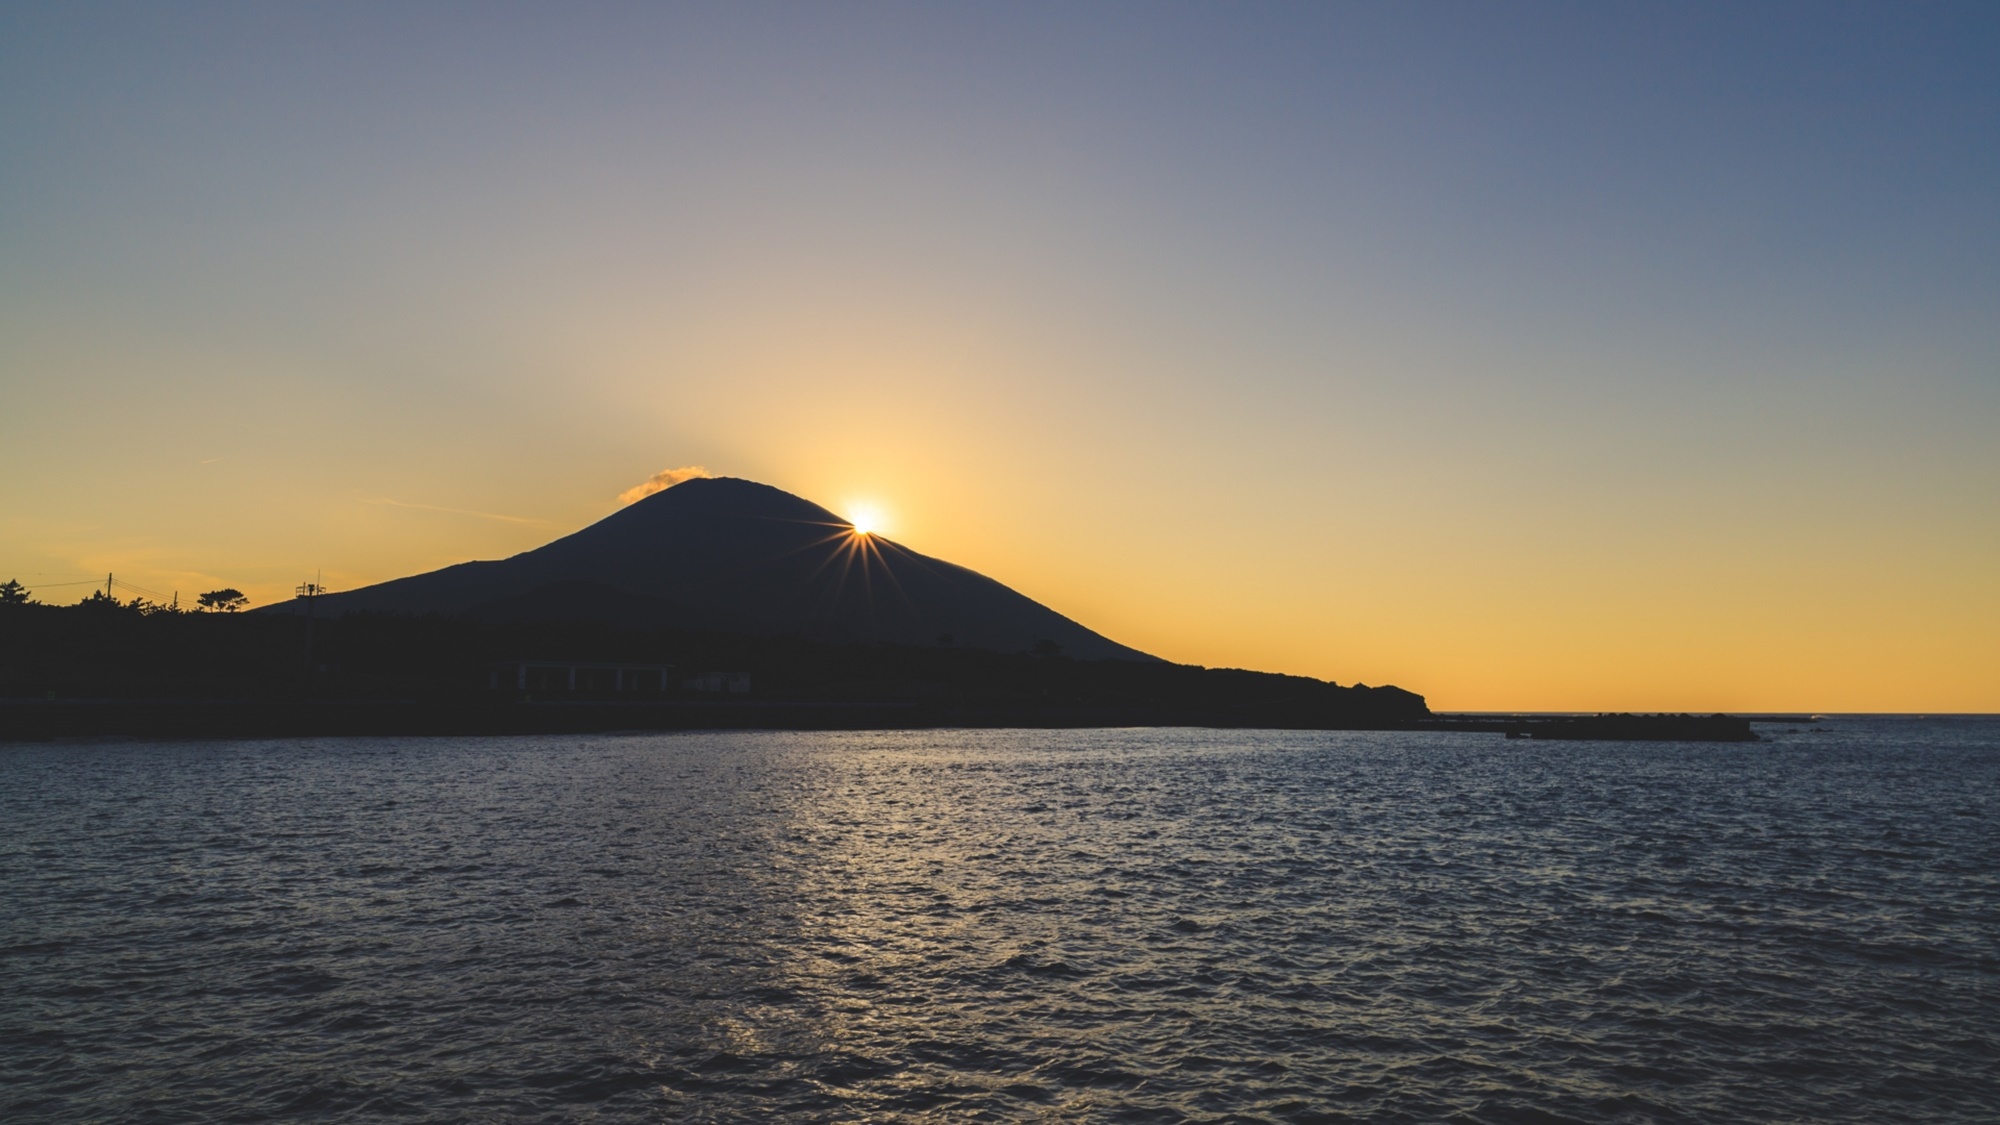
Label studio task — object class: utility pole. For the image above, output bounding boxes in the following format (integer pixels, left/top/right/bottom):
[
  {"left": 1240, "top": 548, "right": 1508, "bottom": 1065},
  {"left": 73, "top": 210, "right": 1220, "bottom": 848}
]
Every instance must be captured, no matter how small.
[
  {"left": 296, "top": 571, "right": 328, "bottom": 678},
  {"left": 105, "top": 573, "right": 113, "bottom": 599}
]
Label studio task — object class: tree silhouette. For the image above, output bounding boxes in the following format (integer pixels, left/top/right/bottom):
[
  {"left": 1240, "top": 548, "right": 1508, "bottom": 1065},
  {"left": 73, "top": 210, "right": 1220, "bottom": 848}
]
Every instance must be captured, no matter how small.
[
  {"left": 197, "top": 588, "right": 248, "bottom": 613},
  {"left": 0, "top": 579, "right": 30, "bottom": 605}
]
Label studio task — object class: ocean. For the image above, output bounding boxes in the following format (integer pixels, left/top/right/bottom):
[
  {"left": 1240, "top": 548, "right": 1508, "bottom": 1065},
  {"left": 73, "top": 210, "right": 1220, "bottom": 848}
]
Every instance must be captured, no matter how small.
[{"left": 3, "top": 720, "right": 1994, "bottom": 1122}]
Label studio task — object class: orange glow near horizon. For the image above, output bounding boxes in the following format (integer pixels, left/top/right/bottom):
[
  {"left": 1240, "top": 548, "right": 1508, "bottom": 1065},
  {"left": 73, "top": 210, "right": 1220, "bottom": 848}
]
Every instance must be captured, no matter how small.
[{"left": 4, "top": 9, "right": 1996, "bottom": 714}]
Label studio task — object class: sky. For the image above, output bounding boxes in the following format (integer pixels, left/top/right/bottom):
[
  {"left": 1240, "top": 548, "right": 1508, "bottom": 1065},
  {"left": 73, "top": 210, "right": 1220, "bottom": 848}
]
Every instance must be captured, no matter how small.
[{"left": 3, "top": 2, "right": 1996, "bottom": 711}]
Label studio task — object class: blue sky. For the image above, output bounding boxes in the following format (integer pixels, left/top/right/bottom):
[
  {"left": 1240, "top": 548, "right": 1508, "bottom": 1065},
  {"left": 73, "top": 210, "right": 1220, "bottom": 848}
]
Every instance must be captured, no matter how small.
[{"left": 3, "top": 2, "right": 1995, "bottom": 707}]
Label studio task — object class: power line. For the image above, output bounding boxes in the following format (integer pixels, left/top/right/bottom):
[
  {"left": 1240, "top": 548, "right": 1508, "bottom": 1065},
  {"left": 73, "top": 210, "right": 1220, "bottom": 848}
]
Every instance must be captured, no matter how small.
[
  {"left": 11, "top": 574, "right": 246, "bottom": 601},
  {"left": 110, "top": 576, "right": 171, "bottom": 600},
  {"left": 14, "top": 576, "right": 175, "bottom": 599}
]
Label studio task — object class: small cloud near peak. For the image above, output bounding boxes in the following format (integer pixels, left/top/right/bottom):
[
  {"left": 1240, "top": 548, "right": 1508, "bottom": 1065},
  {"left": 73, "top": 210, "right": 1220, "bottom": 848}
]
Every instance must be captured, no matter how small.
[{"left": 619, "top": 465, "right": 712, "bottom": 504}]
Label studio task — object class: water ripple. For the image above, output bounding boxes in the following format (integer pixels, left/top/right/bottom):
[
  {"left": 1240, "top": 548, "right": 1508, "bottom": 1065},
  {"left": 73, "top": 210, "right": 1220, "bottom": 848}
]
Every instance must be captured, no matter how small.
[{"left": 2, "top": 720, "right": 1996, "bottom": 1121}]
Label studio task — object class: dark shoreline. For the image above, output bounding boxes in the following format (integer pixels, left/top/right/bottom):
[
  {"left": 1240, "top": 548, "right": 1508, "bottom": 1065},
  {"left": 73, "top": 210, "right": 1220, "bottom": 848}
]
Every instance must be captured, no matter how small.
[
  {"left": 1, "top": 604, "right": 1771, "bottom": 743},
  {"left": 0, "top": 699, "right": 1766, "bottom": 742}
]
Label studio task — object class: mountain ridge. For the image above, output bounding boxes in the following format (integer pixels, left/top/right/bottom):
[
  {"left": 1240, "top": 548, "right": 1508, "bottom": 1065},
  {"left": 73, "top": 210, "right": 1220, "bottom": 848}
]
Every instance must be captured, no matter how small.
[{"left": 268, "top": 477, "right": 1158, "bottom": 662}]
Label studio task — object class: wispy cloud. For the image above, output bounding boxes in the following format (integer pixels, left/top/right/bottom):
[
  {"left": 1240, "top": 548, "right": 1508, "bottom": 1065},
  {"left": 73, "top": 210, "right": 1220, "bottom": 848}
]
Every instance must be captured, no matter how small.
[
  {"left": 356, "top": 497, "right": 551, "bottom": 525},
  {"left": 619, "top": 465, "right": 711, "bottom": 505}
]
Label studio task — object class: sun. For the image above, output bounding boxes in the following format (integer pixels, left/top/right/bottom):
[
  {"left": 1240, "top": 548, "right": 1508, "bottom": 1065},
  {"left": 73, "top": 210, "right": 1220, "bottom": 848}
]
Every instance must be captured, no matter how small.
[{"left": 848, "top": 505, "right": 883, "bottom": 536}]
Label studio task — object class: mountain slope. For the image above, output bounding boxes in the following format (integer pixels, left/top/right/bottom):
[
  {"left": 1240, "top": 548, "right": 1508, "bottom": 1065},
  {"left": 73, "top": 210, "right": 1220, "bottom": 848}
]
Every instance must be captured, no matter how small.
[{"left": 278, "top": 477, "right": 1157, "bottom": 661}]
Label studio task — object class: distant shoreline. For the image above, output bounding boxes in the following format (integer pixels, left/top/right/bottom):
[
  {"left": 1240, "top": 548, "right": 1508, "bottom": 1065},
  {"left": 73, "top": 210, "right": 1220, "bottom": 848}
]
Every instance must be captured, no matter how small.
[{"left": 0, "top": 699, "right": 1770, "bottom": 742}]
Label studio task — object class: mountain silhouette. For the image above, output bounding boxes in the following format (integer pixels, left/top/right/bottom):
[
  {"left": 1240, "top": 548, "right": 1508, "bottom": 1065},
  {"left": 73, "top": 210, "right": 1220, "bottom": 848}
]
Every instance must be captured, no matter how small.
[{"left": 279, "top": 477, "right": 1158, "bottom": 661}]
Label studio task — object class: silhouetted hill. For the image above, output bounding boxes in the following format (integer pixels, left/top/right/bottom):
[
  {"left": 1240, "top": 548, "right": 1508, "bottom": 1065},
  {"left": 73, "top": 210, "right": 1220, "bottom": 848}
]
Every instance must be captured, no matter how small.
[
  {"left": 266, "top": 477, "right": 1156, "bottom": 661},
  {"left": 0, "top": 596, "right": 1440, "bottom": 734}
]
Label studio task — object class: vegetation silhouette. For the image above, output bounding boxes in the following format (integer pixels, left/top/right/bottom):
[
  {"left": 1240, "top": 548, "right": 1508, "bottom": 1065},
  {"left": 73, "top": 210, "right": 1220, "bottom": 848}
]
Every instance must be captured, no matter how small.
[
  {"left": 0, "top": 582, "right": 1755, "bottom": 741},
  {"left": 0, "top": 597, "right": 1431, "bottom": 737},
  {"left": 197, "top": 588, "right": 247, "bottom": 612}
]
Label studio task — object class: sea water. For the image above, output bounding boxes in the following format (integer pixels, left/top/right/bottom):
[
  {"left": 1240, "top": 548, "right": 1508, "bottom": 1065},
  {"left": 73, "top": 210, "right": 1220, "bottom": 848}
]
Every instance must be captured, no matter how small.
[{"left": 2, "top": 720, "right": 1995, "bottom": 1122}]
